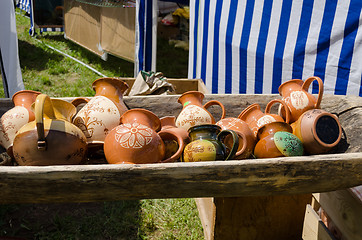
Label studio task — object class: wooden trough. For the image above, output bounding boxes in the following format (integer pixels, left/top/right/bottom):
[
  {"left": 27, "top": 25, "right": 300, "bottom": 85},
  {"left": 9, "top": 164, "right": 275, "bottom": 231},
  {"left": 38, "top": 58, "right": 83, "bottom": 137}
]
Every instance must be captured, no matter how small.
[{"left": 0, "top": 93, "right": 361, "bottom": 239}]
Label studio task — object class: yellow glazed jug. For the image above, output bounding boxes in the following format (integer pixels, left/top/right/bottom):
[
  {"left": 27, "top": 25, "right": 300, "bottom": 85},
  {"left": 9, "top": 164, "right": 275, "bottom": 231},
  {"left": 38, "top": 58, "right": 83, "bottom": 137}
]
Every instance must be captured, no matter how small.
[{"left": 13, "top": 94, "right": 87, "bottom": 166}]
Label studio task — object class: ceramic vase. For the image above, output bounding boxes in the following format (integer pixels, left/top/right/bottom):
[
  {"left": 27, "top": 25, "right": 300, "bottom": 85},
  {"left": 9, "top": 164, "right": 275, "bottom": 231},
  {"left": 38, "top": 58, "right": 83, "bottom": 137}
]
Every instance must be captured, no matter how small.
[
  {"left": 254, "top": 122, "right": 303, "bottom": 158},
  {"left": 216, "top": 117, "right": 256, "bottom": 159},
  {"left": 12, "top": 94, "right": 87, "bottom": 166},
  {"left": 238, "top": 99, "right": 291, "bottom": 138},
  {"left": 291, "top": 109, "right": 342, "bottom": 155},
  {"left": 182, "top": 124, "right": 239, "bottom": 162},
  {"left": 72, "top": 77, "right": 129, "bottom": 149},
  {"left": 278, "top": 76, "right": 324, "bottom": 123},
  {"left": 104, "top": 109, "right": 184, "bottom": 164},
  {"left": 0, "top": 90, "right": 41, "bottom": 157},
  {"left": 175, "top": 91, "right": 226, "bottom": 130}
]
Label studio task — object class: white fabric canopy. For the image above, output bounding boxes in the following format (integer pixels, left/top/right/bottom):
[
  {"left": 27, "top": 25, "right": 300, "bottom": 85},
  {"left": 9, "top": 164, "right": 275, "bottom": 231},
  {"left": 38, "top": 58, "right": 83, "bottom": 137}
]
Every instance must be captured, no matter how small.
[{"left": 0, "top": 0, "right": 25, "bottom": 97}]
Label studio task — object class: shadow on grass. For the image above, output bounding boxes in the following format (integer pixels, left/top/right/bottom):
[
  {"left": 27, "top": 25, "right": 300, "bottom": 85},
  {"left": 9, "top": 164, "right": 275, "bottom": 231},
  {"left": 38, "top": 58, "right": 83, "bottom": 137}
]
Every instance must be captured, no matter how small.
[
  {"left": 18, "top": 39, "right": 64, "bottom": 71},
  {"left": 0, "top": 201, "right": 142, "bottom": 239}
]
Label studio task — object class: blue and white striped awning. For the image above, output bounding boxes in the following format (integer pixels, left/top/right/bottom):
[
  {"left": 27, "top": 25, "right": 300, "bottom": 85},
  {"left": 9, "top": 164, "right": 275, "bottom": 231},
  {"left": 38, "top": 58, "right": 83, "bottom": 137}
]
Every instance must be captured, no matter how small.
[{"left": 188, "top": 0, "right": 362, "bottom": 96}]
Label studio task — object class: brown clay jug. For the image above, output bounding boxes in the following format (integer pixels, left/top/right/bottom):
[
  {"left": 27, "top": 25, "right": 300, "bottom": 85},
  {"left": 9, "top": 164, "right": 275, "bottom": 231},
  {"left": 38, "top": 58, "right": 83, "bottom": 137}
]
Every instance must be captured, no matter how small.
[
  {"left": 238, "top": 99, "right": 291, "bottom": 138},
  {"left": 216, "top": 117, "right": 255, "bottom": 159},
  {"left": 12, "top": 94, "right": 87, "bottom": 166},
  {"left": 182, "top": 124, "right": 239, "bottom": 162},
  {"left": 175, "top": 91, "right": 226, "bottom": 130},
  {"left": 278, "top": 76, "right": 324, "bottom": 123},
  {"left": 104, "top": 109, "right": 185, "bottom": 164},
  {"left": 72, "top": 77, "right": 129, "bottom": 149},
  {"left": 254, "top": 122, "right": 303, "bottom": 158},
  {"left": 291, "top": 109, "right": 342, "bottom": 155},
  {"left": 0, "top": 90, "right": 41, "bottom": 157},
  {"left": 160, "top": 116, "right": 190, "bottom": 160}
]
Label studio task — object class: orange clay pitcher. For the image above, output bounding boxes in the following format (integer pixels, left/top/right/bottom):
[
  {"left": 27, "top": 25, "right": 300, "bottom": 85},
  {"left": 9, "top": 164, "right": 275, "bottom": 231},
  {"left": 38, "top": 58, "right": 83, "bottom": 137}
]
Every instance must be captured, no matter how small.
[{"left": 278, "top": 76, "right": 324, "bottom": 123}]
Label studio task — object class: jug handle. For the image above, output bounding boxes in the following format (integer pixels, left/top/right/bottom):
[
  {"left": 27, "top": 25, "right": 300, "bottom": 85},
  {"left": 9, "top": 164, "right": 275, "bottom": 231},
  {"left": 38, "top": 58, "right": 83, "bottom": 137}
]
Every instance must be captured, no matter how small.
[
  {"left": 203, "top": 100, "right": 226, "bottom": 120},
  {"left": 35, "top": 94, "right": 56, "bottom": 151},
  {"left": 302, "top": 76, "right": 324, "bottom": 108},
  {"left": 217, "top": 129, "right": 239, "bottom": 161},
  {"left": 265, "top": 99, "right": 291, "bottom": 124},
  {"left": 234, "top": 131, "right": 248, "bottom": 158},
  {"left": 158, "top": 130, "right": 185, "bottom": 163}
]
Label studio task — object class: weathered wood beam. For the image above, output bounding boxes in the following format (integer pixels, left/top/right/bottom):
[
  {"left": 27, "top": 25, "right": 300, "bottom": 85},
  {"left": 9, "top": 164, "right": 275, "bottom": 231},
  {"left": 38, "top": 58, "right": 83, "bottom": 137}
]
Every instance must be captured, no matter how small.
[{"left": 0, "top": 152, "right": 361, "bottom": 204}]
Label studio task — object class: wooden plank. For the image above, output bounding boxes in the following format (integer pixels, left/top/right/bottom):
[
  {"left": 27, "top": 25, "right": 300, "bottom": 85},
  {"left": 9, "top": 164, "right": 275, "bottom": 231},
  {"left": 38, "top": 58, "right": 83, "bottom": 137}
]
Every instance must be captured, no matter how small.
[
  {"left": 0, "top": 152, "right": 361, "bottom": 204},
  {"left": 313, "top": 190, "right": 362, "bottom": 240},
  {"left": 302, "top": 204, "right": 335, "bottom": 240},
  {"left": 195, "top": 198, "right": 215, "bottom": 240}
]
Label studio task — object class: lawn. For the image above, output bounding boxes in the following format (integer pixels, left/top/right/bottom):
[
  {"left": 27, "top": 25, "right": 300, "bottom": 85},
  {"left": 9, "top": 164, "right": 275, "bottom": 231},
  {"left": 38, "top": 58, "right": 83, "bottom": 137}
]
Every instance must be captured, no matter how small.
[{"left": 0, "top": 8, "right": 204, "bottom": 240}]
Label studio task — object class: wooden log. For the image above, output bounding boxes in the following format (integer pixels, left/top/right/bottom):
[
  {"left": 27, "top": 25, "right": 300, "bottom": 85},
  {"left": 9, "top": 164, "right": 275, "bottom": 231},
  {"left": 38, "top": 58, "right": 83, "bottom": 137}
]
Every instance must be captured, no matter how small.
[{"left": 0, "top": 152, "right": 361, "bottom": 204}]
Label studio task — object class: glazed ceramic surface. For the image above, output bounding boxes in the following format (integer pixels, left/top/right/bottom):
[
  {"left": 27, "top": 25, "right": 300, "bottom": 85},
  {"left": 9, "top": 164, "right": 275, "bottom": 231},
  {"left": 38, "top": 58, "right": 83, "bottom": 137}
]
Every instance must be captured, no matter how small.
[
  {"left": 254, "top": 122, "right": 303, "bottom": 158},
  {"left": 104, "top": 109, "right": 184, "bottom": 164},
  {"left": 278, "top": 76, "right": 324, "bottom": 122},
  {"left": 182, "top": 124, "right": 239, "bottom": 162},
  {"left": 176, "top": 91, "right": 225, "bottom": 130},
  {"left": 0, "top": 90, "right": 40, "bottom": 156},
  {"left": 238, "top": 99, "right": 290, "bottom": 138},
  {"left": 160, "top": 116, "right": 190, "bottom": 160},
  {"left": 73, "top": 78, "right": 129, "bottom": 147},
  {"left": 13, "top": 94, "right": 87, "bottom": 166},
  {"left": 291, "top": 109, "right": 342, "bottom": 155},
  {"left": 216, "top": 117, "right": 256, "bottom": 159}
]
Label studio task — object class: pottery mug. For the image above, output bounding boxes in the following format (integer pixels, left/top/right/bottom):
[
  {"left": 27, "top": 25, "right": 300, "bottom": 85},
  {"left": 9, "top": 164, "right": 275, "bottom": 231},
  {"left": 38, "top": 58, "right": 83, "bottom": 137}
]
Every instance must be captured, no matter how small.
[
  {"left": 238, "top": 99, "right": 291, "bottom": 138},
  {"left": 182, "top": 124, "right": 239, "bottom": 162},
  {"left": 216, "top": 117, "right": 256, "bottom": 159},
  {"left": 175, "top": 91, "right": 226, "bottom": 130}
]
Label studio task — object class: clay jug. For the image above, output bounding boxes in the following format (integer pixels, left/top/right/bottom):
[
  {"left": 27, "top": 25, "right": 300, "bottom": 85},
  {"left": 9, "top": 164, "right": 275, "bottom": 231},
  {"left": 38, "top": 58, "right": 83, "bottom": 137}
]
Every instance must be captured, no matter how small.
[
  {"left": 216, "top": 117, "right": 256, "bottom": 159},
  {"left": 254, "top": 122, "right": 303, "bottom": 158},
  {"left": 238, "top": 99, "right": 291, "bottom": 138},
  {"left": 12, "top": 94, "right": 87, "bottom": 166},
  {"left": 104, "top": 109, "right": 185, "bottom": 164},
  {"left": 0, "top": 90, "right": 41, "bottom": 157},
  {"left": 160, "top": 116, "right": 190, "bottom": 160},
  {"left": 182, "top": 124, "right": 239, "bottom": 162},
  {"left": 278, "top": 76, "right": 324, "bottom": 123},
  {"left": 72, "top": 77, "right": 129, "bottom": 149},
  {"left": 291, "top": 109, "right": 342, "bottom": 155},
  {"left": 175, "top": 91, "right": 226, "bottom": 130}
]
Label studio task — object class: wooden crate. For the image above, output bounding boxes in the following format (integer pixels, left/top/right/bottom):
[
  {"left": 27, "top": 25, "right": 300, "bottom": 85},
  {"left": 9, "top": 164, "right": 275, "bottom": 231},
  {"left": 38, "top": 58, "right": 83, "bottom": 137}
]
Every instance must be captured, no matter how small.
[
  {"left": 0, "top": 94, "right": 361, "bottom": 240},
  {"left": 117, "top": 77, "right": 209, "bottom": 95}
]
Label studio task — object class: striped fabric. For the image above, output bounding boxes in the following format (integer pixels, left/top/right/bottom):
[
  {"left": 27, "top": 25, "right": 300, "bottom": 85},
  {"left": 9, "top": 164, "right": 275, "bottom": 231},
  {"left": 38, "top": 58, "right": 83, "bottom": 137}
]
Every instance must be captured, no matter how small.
[
  {"left": 188, "top": 0, "right": 362, "bottom": 96},
  {"left": 16, "top": 0, "right": 31, "bottom": 14},
  {"left": 135, "top": 0, "right": 157, "bottom": 76}
]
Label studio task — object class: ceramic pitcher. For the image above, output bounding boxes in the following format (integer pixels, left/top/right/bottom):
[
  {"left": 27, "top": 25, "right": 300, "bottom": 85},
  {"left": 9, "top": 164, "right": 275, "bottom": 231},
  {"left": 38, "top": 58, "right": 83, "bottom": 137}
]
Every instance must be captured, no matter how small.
[
  {"left": 254, "top": 122, "right": 303, "bottom": 158},
  {"left": 278, "top": 76, "right": 324, "bottom": 123},
  {"left": 216, "top": 117, "right": 255, "bottom": 159},
  {"left": 175, "top": 91, "right": 226, "bottom": 130},
  {"left": 72, "top": 77, "right": 129, "bottom": 149},
  {"left": 160, "top": 116, "right": 190, "bottom": 160},
  {"left": 0, "top": 90, "right": 41, "bottom": 157},
  {"left": 12, "top": 94, "right": 87, "bottom": 166},
  {"left": 291, "top": 109, "right": 342, "bottom": 155},
  {"left": 238, "top": 99, "right": 291, "bottom": 138},
  {"left": 182, "top": 124, "right": 239, "bottom": 162},
  {"left": 104, "top": 109, "right": 185, "bottom": 164}
]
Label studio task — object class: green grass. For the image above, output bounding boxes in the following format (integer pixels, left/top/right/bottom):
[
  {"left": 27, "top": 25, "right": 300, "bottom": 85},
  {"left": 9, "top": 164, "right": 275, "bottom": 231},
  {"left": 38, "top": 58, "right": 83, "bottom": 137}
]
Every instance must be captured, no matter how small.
[{"left": 0, "top": 9, "right": 203, "bottom": 240}]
